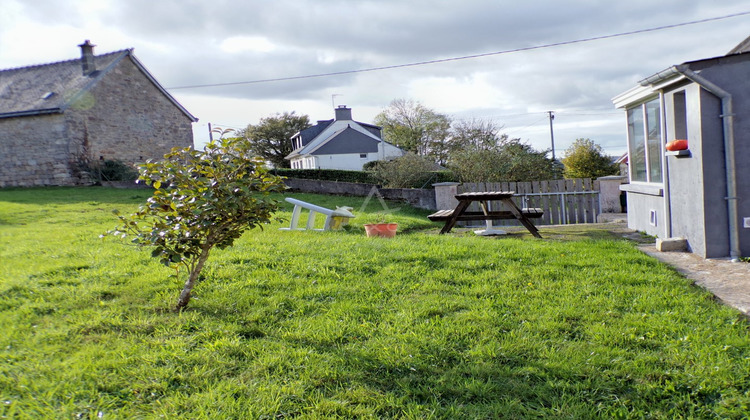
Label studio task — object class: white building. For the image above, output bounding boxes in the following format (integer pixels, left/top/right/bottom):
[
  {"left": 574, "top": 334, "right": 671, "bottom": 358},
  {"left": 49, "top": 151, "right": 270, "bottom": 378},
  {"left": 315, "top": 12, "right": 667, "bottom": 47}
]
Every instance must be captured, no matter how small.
[{"left": 286, "top": 105, "right": 404, "bottom": 170}]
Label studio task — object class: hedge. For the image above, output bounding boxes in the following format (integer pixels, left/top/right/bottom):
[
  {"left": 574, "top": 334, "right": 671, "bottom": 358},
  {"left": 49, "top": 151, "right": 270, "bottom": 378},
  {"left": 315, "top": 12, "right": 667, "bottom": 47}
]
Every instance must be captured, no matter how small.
[{"left": 271, "top": 168, "right": 379, "bottom": 184}]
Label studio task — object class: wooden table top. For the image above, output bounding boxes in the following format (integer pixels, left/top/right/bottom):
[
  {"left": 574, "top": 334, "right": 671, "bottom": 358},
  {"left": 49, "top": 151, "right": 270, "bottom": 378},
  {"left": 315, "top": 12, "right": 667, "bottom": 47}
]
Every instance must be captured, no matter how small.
[{"left": 454, "top": 191, "right": 515, "bottom": 200}]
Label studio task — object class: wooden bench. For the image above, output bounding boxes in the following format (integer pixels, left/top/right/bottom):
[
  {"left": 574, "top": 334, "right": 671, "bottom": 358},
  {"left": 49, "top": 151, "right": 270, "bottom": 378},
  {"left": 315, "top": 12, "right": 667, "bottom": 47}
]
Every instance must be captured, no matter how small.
[{"left": 428, "top": 208, "right": 544, "bottom": 222}]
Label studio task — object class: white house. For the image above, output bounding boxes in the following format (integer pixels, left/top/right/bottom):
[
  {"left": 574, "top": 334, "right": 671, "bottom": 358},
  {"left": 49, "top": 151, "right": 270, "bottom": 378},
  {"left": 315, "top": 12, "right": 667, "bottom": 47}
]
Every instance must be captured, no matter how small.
[{"left": 286, "top": 105, "right": 404, "bottom": 170}]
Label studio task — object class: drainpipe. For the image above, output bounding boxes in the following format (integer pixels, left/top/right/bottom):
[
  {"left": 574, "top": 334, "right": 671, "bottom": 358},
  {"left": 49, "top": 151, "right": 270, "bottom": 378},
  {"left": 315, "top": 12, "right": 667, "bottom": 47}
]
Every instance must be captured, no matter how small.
[
  {"left": 659, "top": 92, "right": 673, "bottom": 240},
  {"left": 674, "top": 65, "right": 741, "bottom": 261}
]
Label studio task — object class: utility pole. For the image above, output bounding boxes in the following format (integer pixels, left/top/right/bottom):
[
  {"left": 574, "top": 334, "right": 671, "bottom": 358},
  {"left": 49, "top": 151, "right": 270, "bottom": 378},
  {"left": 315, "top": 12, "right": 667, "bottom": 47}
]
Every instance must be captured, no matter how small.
[{"left": 547, "top": 111, "right": 555, "bottom": 160}]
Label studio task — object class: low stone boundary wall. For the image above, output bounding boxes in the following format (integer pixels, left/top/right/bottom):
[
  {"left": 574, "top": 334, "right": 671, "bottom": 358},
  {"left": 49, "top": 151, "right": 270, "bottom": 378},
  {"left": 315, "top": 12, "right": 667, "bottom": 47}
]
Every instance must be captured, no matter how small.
[
  {"left": 379, "top": 188, "right": 435, "bottom": 210},
  {"left": 283, "top": 178, "right": 374, "bottom": 196},
  {"left": 283, "top": 178, "right": 436, "bottom": 210}
]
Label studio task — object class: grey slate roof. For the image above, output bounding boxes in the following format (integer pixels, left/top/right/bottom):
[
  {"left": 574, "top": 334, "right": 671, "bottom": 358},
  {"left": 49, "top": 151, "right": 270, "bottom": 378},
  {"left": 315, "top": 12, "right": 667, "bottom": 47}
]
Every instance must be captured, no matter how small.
[
  {"left": 293, "top": 119, "right": 334, "bottom": 147},
  {"left": 286, "top": 112, "right": 386, "bottom": 159},
  {"left": 0, "top": 49, "right": 197, "bottom": 121},
  {"left": 310, "top": 126, "right": 379, "bottom": 155}
]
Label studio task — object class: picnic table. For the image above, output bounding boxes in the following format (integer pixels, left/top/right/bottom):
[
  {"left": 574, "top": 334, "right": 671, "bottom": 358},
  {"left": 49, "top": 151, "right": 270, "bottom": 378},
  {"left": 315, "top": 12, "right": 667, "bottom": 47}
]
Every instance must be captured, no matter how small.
[{"left": 427, "top": 191, "right": 543, "bottom": 237}]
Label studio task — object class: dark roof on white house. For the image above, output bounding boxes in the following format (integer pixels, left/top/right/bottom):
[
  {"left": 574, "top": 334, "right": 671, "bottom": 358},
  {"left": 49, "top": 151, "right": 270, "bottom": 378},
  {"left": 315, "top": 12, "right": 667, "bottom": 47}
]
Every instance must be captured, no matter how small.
[
  {"left": 286, "top": 106, "right": 390, "bottom": 159},
  {"left": 0, "top": 46, "right": 197, "bottom": 121},
  {"left": 291, "top": 116, "right": 382, "bottom": 148},
  {"left": 308, "top": 126, "right": 380, "bottom": 155},
  {"left": 293, "top": 119, "right": 334, "bottom": 147}
]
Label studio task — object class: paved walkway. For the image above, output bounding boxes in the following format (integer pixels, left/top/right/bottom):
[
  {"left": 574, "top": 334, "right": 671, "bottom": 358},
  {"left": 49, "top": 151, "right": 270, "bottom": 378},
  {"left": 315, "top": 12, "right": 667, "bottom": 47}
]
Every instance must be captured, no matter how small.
[
  {"left": 503, "top": 217, "right": 750, "bottom": 316},
  {"left": 595, "top": 215, "right": 750, "bottom": 316},
  {"left": 638, "top": 244, "right": 750, "bottom": 316}
]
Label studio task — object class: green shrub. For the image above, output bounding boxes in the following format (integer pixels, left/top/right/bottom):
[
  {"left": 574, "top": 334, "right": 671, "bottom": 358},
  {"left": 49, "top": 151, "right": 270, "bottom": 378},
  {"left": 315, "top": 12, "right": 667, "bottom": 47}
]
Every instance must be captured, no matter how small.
[
  {"left": 361, "top": 160, "right": 382, "bottom": 171},
  {"left": 93, "top": 159, "right": 139, "bottom": 182},
  {"left": 371, "top": 153, "right": 440, "bottom": 188}
]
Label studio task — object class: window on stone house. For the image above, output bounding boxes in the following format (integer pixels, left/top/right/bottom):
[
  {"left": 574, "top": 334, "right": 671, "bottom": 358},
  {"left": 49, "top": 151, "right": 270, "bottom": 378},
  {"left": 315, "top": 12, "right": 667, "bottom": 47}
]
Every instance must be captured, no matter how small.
[{"left": 627, "top": 97, "right": 663, "bottom": 183}]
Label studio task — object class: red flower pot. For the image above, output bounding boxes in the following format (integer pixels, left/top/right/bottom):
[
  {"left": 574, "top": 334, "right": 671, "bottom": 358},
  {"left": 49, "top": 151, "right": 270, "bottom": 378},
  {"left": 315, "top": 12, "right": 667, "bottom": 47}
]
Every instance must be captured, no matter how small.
[{"left": 364, "top": 223, "right": 398, "bottom": 238}]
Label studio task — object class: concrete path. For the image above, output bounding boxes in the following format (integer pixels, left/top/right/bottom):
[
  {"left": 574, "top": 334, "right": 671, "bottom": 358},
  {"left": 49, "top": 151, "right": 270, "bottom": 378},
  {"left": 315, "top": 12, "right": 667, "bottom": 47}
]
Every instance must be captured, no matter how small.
[{"left": 639, "top": 245, "right": 750, "bottom": 316}]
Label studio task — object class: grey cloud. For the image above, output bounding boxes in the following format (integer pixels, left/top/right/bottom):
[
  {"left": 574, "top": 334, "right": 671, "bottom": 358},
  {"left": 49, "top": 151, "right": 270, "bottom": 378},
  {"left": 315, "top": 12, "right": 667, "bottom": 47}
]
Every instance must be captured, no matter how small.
[{"left": 33, "top": 0, "right": 747, "bottom": 114}]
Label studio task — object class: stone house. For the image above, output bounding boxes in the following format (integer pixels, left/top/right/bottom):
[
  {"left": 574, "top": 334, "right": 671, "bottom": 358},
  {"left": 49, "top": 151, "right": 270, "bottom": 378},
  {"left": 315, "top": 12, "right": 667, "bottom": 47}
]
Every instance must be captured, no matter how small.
[
  {"left": 286, "top": 105, "right": 404, "bottom": 170},
  {"left": 0, "top": 40, "right": 197, "bottom": 187},
  {"left": 612, "top": 36, "right": 750, "bottom": 259}
]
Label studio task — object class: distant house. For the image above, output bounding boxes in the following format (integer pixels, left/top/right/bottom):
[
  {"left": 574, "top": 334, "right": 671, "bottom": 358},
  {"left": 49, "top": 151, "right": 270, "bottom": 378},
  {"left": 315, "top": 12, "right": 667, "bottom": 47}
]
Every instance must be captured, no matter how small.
[
  {"left": 615, "top": 153, "right": 629, "bottom": 178},
  {"left": 0, "top": 40, "right": 197, "bottom": 187},
  {"left": 612, "top": 36, "right": 750, "bottom": 259},
  {"left": 286, "top": 105, "right": 404, "bottom": 170}
]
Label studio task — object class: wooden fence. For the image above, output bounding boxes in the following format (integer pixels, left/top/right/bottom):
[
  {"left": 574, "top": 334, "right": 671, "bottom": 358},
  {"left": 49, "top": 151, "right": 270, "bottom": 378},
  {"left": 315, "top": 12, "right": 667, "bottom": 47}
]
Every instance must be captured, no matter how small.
[{"left": 459, "top": 178, "right": 600, "bottom": 225}]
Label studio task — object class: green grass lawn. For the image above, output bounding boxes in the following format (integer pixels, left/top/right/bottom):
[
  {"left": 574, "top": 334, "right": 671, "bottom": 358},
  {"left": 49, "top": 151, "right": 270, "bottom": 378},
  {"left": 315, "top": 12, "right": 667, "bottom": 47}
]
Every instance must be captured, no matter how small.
[{"left": 1, "top": 187, "right": 749, "bottom": 419}]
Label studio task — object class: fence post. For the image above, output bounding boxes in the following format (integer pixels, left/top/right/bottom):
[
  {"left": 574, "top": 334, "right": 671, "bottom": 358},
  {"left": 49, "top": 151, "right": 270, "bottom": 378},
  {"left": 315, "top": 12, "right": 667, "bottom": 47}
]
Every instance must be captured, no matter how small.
[
  {"left": 433, "top": 182, "right": 461, "bottom": 210},
  {"left": 598, "top": 176, "right": 627, "bottom": 213}
]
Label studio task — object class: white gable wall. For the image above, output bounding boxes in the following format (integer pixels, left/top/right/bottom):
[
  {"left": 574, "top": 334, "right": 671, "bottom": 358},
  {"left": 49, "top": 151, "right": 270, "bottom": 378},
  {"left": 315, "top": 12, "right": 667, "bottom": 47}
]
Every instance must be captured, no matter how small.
[{"left": 290, "top": 141, "right": 404, "bottom": 170}]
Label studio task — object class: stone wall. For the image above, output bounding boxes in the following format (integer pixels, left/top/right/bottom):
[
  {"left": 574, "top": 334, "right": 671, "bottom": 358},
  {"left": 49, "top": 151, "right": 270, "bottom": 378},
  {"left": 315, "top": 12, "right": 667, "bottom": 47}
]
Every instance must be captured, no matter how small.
[
  {"left": 0, "top": 114, "right": 76, "bottom": 186},
  {"left": 73, "top": 57, "right": 194, "bottom": 164},
  {"left": 0, "top": 56, "right": 194, "bottom": 188}
]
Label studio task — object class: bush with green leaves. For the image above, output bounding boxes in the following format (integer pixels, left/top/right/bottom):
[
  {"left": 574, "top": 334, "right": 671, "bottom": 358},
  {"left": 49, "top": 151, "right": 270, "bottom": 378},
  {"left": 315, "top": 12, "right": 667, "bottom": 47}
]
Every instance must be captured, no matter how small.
[
  {"left": 271, "top": 168, "right": 378, "bottom": 184},
  {"left": 371, "top": 153, "right": 440, "bottom": 188},
  {"left": 449, "top": 138, "right": 560, "bottom": 182},
  {"left": 104, "top": 137, "right": 287, "bottom": 310},
  {"left": 96, "top": 159, "right": 139, "bottom": 182}
]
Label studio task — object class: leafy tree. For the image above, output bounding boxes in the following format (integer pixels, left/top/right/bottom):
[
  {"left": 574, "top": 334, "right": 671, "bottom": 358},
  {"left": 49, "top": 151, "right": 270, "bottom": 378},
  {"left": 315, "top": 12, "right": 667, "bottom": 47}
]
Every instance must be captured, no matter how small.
[
  {"left": 448, "top": 137, "right": 559, "bottom": 182},
  {"left": 370, "top": 152, "right": 440, "bottom": 188},
  {"left": 242, "top": 112, "right": 311, "bottom": 168},
  {"left": 104, "top": 137, "right": 286, "bottom": 310},
  {"left": 374, "top": 99, "right": 451, "bottom": 161},
  {"left": 449, "top": 118, "right": 502, "bottom": 152},
  {"left": 561, "top": 138, "right": 618, "bottom": 179},
  {"left": 499, "top": 139, "right": 561, "bottom": 181}
]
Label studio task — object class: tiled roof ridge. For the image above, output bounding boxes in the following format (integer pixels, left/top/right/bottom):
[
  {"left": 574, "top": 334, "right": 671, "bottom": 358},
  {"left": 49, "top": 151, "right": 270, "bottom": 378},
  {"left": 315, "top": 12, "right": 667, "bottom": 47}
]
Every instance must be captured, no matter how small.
[{"left": 0, "top": 49, "right": 131, "bottom": 73}]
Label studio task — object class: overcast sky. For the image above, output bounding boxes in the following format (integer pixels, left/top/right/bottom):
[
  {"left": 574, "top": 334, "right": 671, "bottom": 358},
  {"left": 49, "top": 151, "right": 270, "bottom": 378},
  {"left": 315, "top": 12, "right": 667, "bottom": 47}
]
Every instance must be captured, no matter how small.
[{"left": 2, "top": 1, "right": 749, "bottom": 156}]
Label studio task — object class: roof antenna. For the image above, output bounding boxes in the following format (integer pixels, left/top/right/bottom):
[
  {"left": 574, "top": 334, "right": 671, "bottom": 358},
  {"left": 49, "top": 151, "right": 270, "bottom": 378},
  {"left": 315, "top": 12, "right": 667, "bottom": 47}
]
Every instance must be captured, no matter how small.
[{"left": 331, "top": 93, "right": 342, "bottom": 109}]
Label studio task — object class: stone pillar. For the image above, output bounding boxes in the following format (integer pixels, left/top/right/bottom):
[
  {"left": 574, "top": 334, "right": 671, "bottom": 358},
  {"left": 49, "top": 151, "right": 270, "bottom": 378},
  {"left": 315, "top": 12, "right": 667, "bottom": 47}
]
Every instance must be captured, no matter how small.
[
  {"left": 433, "top": 182, "right": 461, "bottom": 210},
  {"left": 598, "top": 176, "right": 627, "bottom": 213}
]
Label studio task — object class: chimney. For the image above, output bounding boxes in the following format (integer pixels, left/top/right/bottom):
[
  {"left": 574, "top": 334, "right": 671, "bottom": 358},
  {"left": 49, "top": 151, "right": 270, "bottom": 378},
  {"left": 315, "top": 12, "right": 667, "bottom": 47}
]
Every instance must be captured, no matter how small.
[
  {"left": 78, "top": 40, "right": 96, "bottom": 76},
  {"left": 334, "top": 105, "right": 352, "bottom": 121}
]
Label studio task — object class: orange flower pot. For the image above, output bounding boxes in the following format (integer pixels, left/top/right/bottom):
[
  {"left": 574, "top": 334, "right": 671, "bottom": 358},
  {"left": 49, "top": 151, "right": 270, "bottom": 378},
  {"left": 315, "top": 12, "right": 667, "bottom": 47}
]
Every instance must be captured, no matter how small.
[
  {"left": 666, "top": 139, "right": 688, "bottom": 151},
  {"left": 364, "top": 223, "right": 398, "bottom": 238}
]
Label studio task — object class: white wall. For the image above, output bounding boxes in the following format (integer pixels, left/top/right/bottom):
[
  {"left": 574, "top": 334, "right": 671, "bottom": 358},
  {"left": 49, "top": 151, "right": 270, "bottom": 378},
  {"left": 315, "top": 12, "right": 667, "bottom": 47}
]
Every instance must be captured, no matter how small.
[{"left": 290, "top": 141, "right": 404, "bottom": 170}]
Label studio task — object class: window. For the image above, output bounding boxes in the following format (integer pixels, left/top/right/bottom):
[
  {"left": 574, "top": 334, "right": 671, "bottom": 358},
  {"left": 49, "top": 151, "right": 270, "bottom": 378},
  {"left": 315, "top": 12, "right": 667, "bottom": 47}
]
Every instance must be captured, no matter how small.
[
  {"left": 359, "top": 153, "right": 367, "bottom": 159},
  {"left": 627, "top": 97, "right": 663, "bottom": 183},
  {"left": 673, "top": 91, "right": 687, "bottom": 140}
]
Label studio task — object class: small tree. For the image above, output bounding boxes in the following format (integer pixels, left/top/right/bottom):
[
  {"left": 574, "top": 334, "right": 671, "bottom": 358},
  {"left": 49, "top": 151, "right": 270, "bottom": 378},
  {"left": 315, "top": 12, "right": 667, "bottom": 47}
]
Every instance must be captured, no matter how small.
[
  {"left": 104, "top": 137, "right": 286, "bottom": 310},
  {"left": 561, "top": 138, "right": 618, "bottom": 179},
  {"left": 374, "top": 99, "right": 451, "bottom": 161},
  {"left": 448, "top": 137, "right": 559, "bottom": 182},
  {"left": 241, "top": 111, "right": 311, "bottom": 168}
]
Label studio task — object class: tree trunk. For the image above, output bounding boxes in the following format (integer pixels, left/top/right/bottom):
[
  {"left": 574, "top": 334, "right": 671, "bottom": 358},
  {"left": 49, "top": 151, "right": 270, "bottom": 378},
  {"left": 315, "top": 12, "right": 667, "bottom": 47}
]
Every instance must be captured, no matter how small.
[{"left": 175, "top": 247, "right": 211, "bottom": 311}]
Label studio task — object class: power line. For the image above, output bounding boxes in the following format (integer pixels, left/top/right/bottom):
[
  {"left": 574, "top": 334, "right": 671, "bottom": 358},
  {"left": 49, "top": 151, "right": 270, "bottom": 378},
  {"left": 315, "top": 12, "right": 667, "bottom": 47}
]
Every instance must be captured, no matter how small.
[
  {"left": 557, "top": 111, "right": 621, "bottom": 116},
  {"left": 167, "top": 11, "right": 750, "bottom": 90},
  {"left": 451, "top": 111, "right": 548, "bottom": 121}
]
